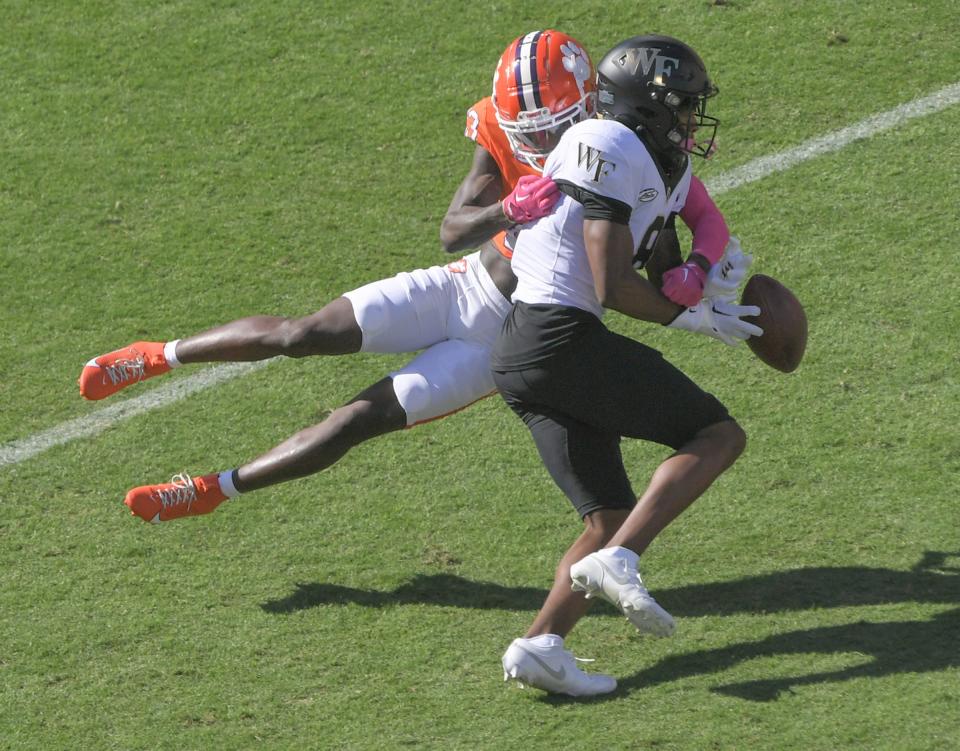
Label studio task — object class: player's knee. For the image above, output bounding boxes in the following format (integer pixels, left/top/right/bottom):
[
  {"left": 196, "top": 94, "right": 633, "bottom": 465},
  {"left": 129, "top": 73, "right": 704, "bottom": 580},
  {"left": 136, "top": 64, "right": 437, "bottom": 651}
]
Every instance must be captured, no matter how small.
[
  {"left": 709, "top": 419, "right": 747, "bottom": 463},
  {"left": 265, "top": 318, "right": 312, "bottom": 358},
  {"left": 583, "top": 508, "right": 631, "bottom": 543},
  {"left": 330, "top": 397, "right": 404, "bottom": 444},
  {"left": 729, "top": 420, "right": 747, "bottom": 458},
  {"left": 274, "top": 314, "right": 352, "bottom": 358},
  {"left": 264, "top": 298, "right": 360, "bottom": 358}
]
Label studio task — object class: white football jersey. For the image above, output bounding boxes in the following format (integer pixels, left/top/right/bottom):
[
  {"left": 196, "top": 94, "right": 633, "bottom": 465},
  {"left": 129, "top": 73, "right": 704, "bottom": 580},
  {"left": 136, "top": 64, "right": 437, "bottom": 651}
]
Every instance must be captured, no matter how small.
[{"left": 511, "top": 118, "right": 691, "bottom": 318}]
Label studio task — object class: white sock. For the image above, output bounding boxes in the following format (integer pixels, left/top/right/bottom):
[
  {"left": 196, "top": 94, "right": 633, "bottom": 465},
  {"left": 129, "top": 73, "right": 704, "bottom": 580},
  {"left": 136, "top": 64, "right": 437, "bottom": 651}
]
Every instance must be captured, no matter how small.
[
  {"left": 218, "top": 470, "right": 241, "bottom": 499},
  {"left": 163, "top": 340, "right": 182, "bottom": 368}
]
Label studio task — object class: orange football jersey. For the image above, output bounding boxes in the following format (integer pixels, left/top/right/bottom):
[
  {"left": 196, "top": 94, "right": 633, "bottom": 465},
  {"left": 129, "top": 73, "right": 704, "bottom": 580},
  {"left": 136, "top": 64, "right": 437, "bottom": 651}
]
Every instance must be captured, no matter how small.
[{"left": 464, "top": 96, "right": 539, "bottom": 259}]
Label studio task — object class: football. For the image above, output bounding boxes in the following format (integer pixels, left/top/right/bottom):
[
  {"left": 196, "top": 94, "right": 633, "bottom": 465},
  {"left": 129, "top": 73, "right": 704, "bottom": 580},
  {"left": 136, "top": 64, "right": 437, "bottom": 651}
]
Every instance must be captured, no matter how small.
[{"left": 740, "top": 274, "right": 808, "bottom": 373}]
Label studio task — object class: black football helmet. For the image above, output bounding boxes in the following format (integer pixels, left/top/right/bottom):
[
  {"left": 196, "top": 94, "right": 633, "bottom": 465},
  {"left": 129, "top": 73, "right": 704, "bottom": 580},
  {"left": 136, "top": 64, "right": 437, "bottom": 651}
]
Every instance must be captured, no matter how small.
[{"left": 595, "top": 35, "right": 718, "bottom": 158}]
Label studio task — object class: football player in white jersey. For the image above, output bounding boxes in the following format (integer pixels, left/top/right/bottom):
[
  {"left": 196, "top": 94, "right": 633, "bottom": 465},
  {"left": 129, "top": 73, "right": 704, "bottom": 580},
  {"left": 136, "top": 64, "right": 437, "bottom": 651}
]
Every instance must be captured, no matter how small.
[
  {"left": 76, "top": 31, "right": 595, "bottom": 522},
  {"left": 494, "top": 35, "right": 762, "bottom": 696}
]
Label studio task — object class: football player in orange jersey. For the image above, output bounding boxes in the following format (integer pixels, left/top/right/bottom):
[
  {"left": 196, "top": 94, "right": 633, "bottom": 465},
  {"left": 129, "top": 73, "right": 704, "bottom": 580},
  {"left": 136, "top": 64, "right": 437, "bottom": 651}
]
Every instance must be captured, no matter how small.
[
  {"left": 77, "top": 30, "right": 596, "bottom": 520},
  {"left": 78, "top": 30, "right": 758, "bottom": 699}
]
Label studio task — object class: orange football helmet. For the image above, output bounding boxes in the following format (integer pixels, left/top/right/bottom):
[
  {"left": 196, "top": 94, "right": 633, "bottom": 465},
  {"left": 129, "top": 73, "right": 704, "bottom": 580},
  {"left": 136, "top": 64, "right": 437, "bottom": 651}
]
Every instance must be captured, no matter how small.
[{"left": 492, "top": 30, "right": 597, "bottom": 171}]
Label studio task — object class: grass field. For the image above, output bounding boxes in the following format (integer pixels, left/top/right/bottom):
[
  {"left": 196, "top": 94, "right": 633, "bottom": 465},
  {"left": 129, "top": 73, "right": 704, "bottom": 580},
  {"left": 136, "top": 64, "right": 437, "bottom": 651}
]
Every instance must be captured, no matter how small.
[{"left": 2, "top": 1, "right": 959, "bottom": 749}]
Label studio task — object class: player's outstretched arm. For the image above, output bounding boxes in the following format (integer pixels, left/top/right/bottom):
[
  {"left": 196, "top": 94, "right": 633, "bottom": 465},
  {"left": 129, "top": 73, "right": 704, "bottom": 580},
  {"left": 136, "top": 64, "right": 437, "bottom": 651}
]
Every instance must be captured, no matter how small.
[
  {"left": 583, "top": 218, "right": 683, "bottom": 324},
  {"left": 662, "top": 176, "right": 731, "bottom": 306},
  {"left": 679, "top": 175, "right": 729, "bottom": 267},
  {"left": 439, "top": 145, "right": 516, "bottom": 252}
]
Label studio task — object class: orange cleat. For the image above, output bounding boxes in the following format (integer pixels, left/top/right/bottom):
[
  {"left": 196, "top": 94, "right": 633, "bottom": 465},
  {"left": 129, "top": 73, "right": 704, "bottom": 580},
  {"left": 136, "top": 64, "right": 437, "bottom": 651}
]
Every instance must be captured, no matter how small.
[
  {"left": 79, "top": 341, "right": 171, "bottom": 400},
  {"left": 124, "top": 473, "right": 228, "bottom": 523}
]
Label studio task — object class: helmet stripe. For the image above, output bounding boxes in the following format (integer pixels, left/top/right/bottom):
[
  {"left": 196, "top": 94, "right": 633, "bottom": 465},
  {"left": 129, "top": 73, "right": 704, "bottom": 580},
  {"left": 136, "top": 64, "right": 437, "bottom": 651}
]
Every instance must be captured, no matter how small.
[{"left": 514, "top": 30, "right": 543, "bottom": 112}]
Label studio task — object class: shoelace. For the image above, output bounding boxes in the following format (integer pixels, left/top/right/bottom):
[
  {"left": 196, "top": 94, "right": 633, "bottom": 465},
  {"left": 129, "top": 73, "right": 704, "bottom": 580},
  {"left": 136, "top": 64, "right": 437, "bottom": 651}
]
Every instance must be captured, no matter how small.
[
  {"left": 153, "top": 473, "right": 198, "bottom": 511},
  {"left": 551, "top": 648, "right": 598, "bottom": 666},
  {"left": 103, "top": 355, "right": 146, "bottom": 386}
]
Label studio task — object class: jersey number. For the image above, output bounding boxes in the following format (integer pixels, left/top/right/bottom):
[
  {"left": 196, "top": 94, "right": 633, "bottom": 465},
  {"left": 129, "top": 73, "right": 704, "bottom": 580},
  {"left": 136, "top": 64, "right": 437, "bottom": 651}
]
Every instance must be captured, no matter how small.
[
  {"left": 465, "top": 109, "right": 480, "bottom": 141},
  {"left": 633, "top": 215, "right": 667, "bottom": 269}
]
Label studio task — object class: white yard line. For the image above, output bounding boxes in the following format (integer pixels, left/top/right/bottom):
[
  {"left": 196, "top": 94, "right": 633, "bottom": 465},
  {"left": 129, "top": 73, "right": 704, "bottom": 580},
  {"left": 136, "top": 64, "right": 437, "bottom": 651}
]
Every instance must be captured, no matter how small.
[
  {"left": 3, "top": 80, "right": 960, "bottom": 470},
  {"left": 706, "top": 81, "right": 960, "bottom": 195},
  {"left": 0, "top": 361, "right": 272, "bottom": 468}
]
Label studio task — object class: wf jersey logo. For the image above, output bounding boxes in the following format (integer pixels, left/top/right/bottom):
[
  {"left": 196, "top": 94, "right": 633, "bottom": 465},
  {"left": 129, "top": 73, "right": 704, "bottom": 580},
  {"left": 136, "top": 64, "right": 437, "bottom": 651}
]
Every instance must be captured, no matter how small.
[
  {"left": 633, "top": 47, "right": 681, "bottom": 86},
  {"left": 577, "top": 143, "right": 615, "bottom": 183}
]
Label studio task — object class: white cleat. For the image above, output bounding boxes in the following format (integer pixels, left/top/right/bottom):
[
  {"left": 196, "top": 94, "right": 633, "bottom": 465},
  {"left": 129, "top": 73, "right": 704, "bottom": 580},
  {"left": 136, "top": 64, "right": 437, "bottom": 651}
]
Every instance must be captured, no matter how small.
[
  {"left": 570, "top": 547, "right": 676, "bottom": 637},
  {"left": 501, "top": 635, "right": 616, "bottom": 697}
]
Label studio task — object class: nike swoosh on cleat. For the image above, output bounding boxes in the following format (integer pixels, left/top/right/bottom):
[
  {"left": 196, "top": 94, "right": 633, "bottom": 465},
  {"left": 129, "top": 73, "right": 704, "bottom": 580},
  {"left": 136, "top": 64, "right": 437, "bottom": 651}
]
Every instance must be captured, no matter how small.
[
  {"left": 595, "top": 559, "right": 632, "bottom": 586},
  {"left": 149, "top": 512, "right": 161, "bottom": 523},
  {"left": 517, "top": 648, "right": 566, "bottom": 681}
]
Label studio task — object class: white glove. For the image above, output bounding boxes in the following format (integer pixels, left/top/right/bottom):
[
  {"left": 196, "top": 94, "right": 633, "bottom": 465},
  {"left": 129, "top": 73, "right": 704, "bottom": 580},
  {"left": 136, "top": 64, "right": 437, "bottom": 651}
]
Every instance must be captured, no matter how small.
[
  {"left": 667, "top": 297, "right": 763, "bottom": 346},
  {"left": 703, "top": 236, "right": 753, "bottom": 299}
]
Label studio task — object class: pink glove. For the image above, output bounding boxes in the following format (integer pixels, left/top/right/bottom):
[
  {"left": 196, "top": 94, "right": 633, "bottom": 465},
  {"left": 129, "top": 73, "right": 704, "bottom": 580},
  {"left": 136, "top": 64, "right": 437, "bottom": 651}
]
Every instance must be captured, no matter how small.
[
  {"left": 662, "top": 260, "right": 708, "bottom": 307},
  {"left": 502, "top": 174, "right": 560, "bottom": 224}
]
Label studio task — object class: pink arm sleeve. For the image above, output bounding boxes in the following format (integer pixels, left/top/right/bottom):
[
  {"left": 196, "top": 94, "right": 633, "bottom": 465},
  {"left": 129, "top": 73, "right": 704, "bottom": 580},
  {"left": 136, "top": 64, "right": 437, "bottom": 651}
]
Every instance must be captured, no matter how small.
[{"left": 679, "top": 175, "right": 729, "bottom": 265}]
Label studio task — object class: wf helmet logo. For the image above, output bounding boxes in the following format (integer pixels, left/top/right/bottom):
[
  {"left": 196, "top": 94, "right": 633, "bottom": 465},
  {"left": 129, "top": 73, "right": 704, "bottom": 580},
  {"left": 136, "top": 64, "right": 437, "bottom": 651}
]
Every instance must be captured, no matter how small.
[{"left": 632, "top": 47, "right": 681, "bottom": 86}]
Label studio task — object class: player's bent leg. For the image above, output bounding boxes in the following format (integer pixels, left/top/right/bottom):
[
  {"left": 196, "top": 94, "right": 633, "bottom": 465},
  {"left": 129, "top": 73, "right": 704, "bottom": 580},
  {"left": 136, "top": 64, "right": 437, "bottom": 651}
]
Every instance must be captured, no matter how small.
[
  {"left": 176, "top": 297, "right": 363, "bottom": 362},
  {"left": 258, "top": 298, "right": 363, "bottom": 358},
  {"left": 79, "top": 299, "right": 363, "bottom": 400},
  {"left": 231, "top": 336, "right": 497, "bottom": 493},
  {"left": 181, "top": 259, "right": 470, "bottom": 364},
  {"left": 703, "top": 418, "right": 748, "bottom": 466},
  {"left": 232, "top": 376, "right": 407, "bottom": 492},
  {"left": 503, "top": 514, "right": 629, "bottom": 696},
  {"left": 122, "top": 377, "right": 407, "bottom": 523},
  {"left": 608, "top": 418, "right": 745, "bottom": 555},
  {"left": 525, "top": 508, "right": 631, "bottom": 639},
  {"left": 569, "top": 418, "right": 746, "bottom": 635}
]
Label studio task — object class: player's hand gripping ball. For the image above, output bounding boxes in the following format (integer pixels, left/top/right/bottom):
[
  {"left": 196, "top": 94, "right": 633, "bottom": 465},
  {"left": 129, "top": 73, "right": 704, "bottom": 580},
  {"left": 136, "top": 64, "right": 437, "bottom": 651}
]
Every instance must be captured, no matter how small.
[{"left": 740, "top": 274, "right": 808, "bottom": 373}]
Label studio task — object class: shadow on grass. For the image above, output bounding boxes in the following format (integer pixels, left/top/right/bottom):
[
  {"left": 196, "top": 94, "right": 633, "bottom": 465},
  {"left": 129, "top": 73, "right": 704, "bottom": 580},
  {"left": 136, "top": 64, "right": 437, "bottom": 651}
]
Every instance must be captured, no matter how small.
[
  {"left": 260, "top": 573, "right": 548, "bottom": 614},
  {"left": 261, "top": 551, "right": 960, "bottom": 616},
  {"left": 263, "top": 552, "right": 960, "bottom": 702},
  {"left": 615, "top": 606, "right": 960, "bottom": 702},
  {"left": 656, "top": 550, "right": 960, "bottom": 617}
]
